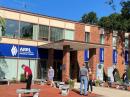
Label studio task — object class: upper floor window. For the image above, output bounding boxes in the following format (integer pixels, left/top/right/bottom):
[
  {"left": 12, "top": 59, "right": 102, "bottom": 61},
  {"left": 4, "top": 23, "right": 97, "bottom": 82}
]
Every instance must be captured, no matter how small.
[
  {"left": 64, "top": 30, "right": 74, "bottom": 40},
  {"left": 20, "top": 21, "right": 38, "bottom": 40},
  {"left": 112, "top": 31, "right": 118, "bottom": 47},
  {"left": 100, "top": 34, "right": 104, "bottom": 44},
  {"left": 85, "top": 32, "right": 90, "bottom": 42},
  {"left": 4, "top": 19, "right": 19, "bottom": 38},
  {"left": 50, "top": 27, "right": 64, "bottom": 41},
  {"left": 125, "top": 38, "right": 129, "bottom": 49},
  {"left": 39, "top": 25, "right": 49, "bottom": 41},
  {"left": 113, "top": 36, "right": 117, "bottom": 47}
]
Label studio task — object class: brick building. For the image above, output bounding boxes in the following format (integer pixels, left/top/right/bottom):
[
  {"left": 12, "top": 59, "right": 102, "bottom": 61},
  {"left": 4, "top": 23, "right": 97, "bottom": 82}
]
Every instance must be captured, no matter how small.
[{"left": 0, "top": 7, "right": 129, "bottom": 82}]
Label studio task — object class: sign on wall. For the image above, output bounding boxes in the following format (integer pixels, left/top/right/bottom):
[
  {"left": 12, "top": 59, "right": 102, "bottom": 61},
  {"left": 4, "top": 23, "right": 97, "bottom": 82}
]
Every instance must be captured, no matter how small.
[
  {"left": 113, "top": 49, "right": 117, "bottom": 64},
  {"left": 0, "top": 44, "right": 37, "bottom": 58},
  {"left": 99, "top": 48, "right": 104, "bottom": 63},
  {"left": 84, "top": 49, "right": 89, "bottom": 62}
]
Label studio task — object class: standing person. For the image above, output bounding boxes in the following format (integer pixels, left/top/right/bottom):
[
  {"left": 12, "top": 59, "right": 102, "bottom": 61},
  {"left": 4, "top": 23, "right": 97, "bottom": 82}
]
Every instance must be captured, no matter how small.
[
  {"left": 21, "top": 64, "right": 32, "bottom": 89},
  {"left": 48, "top": 66, "right": 55, "bottom": 87},
  {"left": 87, "top": 68, "right": 93, "bottom": 93},
  {"left": 79, "top": 63, "right": 88, "bottom": 96}
]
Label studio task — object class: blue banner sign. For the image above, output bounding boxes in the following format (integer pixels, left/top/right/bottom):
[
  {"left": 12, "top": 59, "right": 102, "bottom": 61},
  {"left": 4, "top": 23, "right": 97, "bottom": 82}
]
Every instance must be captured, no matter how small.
[
  {"left": 100, "top": 48, "right": 104, "bottom": 63},
  {"left": 125, "top": 50, "right": 129, "bottom": 65},
  {"left": 84, "top": 49, "right": 89, "bottom": 62},
  {"left": 113, "top": 49, "right": 117, "bottom": 64},
  {"left": 0, "top": 43, "right": 37, "bottom": 58}
]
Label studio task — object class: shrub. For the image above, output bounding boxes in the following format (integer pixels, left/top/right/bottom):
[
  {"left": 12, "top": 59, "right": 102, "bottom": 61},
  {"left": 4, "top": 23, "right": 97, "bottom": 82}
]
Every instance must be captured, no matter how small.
[
  {"left": 127, "top": 67, "right": 130, "bottom": 81},
  {"left": 20, "top": 74, "right": 26, "bottom": 82},
  {"left": 66, "top": 79, "right": 75, "bottom": 89}
]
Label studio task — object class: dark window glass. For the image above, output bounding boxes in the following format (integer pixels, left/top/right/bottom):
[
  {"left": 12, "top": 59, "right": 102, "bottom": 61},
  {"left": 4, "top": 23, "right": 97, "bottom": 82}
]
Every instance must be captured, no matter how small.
[
  {"left": 20, "top": 21, "right": 33, "bottom": 39},
  {"left": 85, "top": 32, "right": 90, "bottom": 42},
  {"left": 4, "top": 19, "right": 19, "bottom": 38},
  {"left": 50, "top": 27, "right": 63, "bottom": 41},
  {"left": 100, "top": 34, "right": 104, "bottom": 44},
  {"left": 39, "top": 25, "right": 49, "bottom": 41}
]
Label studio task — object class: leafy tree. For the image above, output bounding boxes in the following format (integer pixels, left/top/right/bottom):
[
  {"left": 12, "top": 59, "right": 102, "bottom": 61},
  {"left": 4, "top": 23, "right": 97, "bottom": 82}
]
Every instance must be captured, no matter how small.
[
  {"left": 121, "top": 1, "right": 130, "bottom": 19},
  {"left": 81, "top": 12, "right": 98, "bottom": 25},
  {"left": 0, "top": 16, "right": 5, "bottom": 33}
]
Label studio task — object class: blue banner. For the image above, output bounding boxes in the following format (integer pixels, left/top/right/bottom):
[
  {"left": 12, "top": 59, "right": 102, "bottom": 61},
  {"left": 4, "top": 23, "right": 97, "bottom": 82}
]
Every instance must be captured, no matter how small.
[
  {"left": 113, "top": 49, "right": 117, "bottom": 64},
  {"left": 84, "top": 49, "right": 89, "bottom": 62},
  {"left": 0, "top": 43, "right": 38, "bottom": 58},
  {"left": 100, "top": 48, "right": 104, "bottom": 63},
  {"left": 125, "top": 50, "right": 129, "bottom": 65}
]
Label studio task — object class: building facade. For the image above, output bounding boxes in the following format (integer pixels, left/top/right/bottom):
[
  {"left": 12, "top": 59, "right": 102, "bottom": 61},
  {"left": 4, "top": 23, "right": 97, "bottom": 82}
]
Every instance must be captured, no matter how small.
[{"left": 0, "top": 7, "right": 129, "bottom": 82}]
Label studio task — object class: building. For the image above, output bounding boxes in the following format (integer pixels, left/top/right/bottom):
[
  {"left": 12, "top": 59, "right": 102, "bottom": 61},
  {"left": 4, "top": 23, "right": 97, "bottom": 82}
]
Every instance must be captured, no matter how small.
[{"left": 0, "top": 7, "right": 129, "bottom": 82}]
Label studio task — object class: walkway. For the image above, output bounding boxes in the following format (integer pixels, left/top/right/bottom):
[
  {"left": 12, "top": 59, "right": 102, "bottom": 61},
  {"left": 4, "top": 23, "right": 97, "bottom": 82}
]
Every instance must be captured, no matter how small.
[
  {"left": 93, "top": 86, "right": 130, "bottom": 97},
  {"left": 0, "top": 83, "right": 99, "bottom": 97}
]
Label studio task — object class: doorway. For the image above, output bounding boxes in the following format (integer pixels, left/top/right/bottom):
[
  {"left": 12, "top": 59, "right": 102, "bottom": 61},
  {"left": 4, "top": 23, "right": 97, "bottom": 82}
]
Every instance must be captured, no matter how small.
[{"left": 53, "top": 60, "right": 62, "bottom": 81}]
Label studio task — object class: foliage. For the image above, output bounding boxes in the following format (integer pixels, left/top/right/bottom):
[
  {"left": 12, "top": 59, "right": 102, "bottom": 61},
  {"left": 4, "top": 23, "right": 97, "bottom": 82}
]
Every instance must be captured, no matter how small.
[
  {"left": 127, "top": 66, "right": 130, "bottom": 81},
  {"left": 121, "top": 1, "right": 130, "bottom": 20},
  {"left": 20, "top": 73, "right": 26, "bottom": 82},
  {"left": 0, "top": 16, "right": 5, "bottom": 32},
  {"left": 114, "top": 69, "right": 122, "bottom": 84},
  {"left": 81, "top": 0, "right": 130, "bottom": 33},
  {"left": 94, "top": 80, "right": 100, "bottom": 86},
  {"left": 81, "top": 12, "right": 98, "bottom": 25},
  {"left": 65, "top": 79, "right": 75, "bottom": 89}
]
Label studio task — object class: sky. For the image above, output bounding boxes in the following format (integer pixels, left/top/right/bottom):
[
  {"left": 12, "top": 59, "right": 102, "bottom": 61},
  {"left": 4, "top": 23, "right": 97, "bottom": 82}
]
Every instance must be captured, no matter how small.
[{"left": 0, "top": 0, "right": 122, "bottom": 21}]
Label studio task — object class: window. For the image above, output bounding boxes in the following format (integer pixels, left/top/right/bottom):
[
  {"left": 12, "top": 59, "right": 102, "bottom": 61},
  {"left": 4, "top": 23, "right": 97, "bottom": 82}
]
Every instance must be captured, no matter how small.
[
  {"left": 20, "top": 21, "right": 38, "bottom": 39},
  {"left": 64, "top": 30, "right": 74, "bottom": 40},
  {"left": 85, "top": 32, "right": 90, "bottom": 42},
  {"left": 100, "top": 34, "right": 104, "bottom": 44},
  {"left": 4, "top": 19, "right": 19, "bottom": 38},
  {"left": 113, "top": 36, "right": 117, "bottom": 47},
  {"left": 50, "top": 27, "right": 64, "bottom": 41},
  {"left": 125, "top": 38, "right": 129, "bottom": 49},
  {"left": 39, "top": 25, "right": 49, "bottom": 41}
]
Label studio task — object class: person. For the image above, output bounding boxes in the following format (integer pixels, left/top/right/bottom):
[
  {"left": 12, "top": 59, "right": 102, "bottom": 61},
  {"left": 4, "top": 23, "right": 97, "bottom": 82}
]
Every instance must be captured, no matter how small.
[
  {"left": 48, "top": 66, "right": 55, "bottom": 87},
  {"left": 21, "top": 64, "right": 32, "bottom": 89},
  {"left": 122, "top": 69, "right": 128, "bottom": 84},
  {"left": 87, "top": 67, "right": 93, "bottom": 93},
  {"left": 79, "top": 63, "right": 88, "bottom": 96}
]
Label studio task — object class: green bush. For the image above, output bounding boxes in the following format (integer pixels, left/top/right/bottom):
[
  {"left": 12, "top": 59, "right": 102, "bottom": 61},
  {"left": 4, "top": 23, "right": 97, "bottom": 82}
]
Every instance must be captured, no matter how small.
[
  {"left": 127, "top": 67, "right": 130, "bottom": 81},
  {"left": 66, "top": 79, "right": 75, "bottom": 89},
  {"left": 20, "top": 74, "right": 26, "bottom": 82},
  {"left": 95, "top": 80, "right": 100, "bottom": 86}
]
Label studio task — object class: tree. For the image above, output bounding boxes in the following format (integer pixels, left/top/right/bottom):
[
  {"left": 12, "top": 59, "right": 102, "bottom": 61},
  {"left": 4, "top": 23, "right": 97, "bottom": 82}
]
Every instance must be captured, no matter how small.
[
  {"left": 0, "top": 16, "right": 5, "bottom": 33},
  {"left": 81, "top": 12, "right": 98, "bottom": 25},
  {"left": 121, "top": 1, "right": 130, "bottom": 19}
]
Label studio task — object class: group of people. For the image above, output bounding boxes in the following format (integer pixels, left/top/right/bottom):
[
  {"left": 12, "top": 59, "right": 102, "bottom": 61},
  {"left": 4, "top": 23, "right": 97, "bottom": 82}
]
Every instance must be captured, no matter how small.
[
  {"left": 79, "top": 63, "right": 93, "bottom": 96},
  {"left": 21, "top": 64, "right": 55, "bottom": 90}
]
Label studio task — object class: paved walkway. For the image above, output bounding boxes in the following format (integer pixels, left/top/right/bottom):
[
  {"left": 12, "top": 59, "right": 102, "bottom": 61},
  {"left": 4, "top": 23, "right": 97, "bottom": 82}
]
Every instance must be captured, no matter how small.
[
  {"left": 93, "top": 86, "right": 130, "bottom": 97},
  {"left": 0, "top": 83, "right": 98, "bottom": 97},
  {"left": 74, "top": 83, "right": 130, "bottom": 97}
]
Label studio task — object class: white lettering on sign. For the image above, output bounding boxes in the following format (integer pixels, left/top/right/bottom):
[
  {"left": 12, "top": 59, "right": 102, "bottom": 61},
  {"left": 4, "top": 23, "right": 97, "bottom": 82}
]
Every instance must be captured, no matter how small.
[
  {"left": 20, "top": 48, "right": 31, "bottom": 52},
  {"left": 19, "top": 47, "right": 34, "bottom": 56}
]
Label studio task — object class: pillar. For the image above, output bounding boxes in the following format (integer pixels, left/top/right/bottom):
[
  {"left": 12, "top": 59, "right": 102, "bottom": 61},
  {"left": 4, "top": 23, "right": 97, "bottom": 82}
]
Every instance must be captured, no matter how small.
[{"left": 62, "top": 45, "right": 70, "bottom": 82}]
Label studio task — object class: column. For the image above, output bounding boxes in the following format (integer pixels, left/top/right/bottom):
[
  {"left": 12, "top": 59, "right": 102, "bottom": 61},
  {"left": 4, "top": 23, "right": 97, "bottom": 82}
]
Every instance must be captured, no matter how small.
[{"left": 62, "top": 45, "right": 70, "bottom": 82}]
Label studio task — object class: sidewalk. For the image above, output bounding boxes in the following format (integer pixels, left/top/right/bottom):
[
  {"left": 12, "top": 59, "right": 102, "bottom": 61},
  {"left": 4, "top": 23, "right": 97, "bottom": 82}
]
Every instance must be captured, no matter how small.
[
  {"left": 74, "top": 83, "right": 130, "bottom": 97},
  {"left": 93, "top": 86, "right": 130, "bottom": 97},
  {"left": 0, "top": 83, "right": 99, "bottom": 97}
]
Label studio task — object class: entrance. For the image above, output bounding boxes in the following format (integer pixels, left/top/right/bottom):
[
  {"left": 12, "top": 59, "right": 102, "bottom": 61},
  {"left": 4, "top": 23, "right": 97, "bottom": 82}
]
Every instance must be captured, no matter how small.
[
  {"left": 38, "top": 59, "right": 48, "bottom": 79},
  {"left": 53, "top": 60, "right": 62, "bottom": 81}
]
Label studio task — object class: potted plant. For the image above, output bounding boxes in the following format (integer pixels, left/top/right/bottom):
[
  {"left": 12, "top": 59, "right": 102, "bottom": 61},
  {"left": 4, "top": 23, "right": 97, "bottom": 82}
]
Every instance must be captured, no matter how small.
[{"left": 65, "top": 79, "right": 75, "bottom": 90}]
